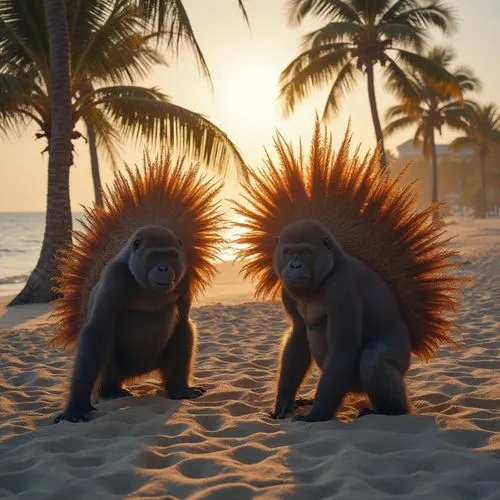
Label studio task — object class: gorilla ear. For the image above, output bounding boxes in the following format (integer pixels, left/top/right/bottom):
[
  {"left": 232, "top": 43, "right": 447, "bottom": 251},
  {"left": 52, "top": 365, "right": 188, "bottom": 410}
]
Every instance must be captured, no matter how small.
[
  {"left": 322, "top": 235, "right": 333, "bottom": 251},
  {"left": 132, "top": 238, "right": 142, "bottom": 251},
  {"left": 275, "top": 236, "right": 280, "bottom": 245},
  {"left": 177, "top": 237, "right": 183, "bottom": 247}
]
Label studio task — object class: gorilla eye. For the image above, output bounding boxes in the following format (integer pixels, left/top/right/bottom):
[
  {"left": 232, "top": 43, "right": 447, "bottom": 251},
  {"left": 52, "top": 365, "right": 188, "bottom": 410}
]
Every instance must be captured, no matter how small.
[{"left": 132, "top": 238, "right": 142, "bottom": 251}]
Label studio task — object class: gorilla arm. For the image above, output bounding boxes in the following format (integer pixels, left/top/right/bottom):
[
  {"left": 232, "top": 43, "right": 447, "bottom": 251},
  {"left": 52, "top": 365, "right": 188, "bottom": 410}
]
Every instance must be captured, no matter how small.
[
  {"left": 270, "top": 289, "right": 313, "bottom": 419},
  {"left": 54, "top": 262, "right": 134, "bottom": 423},
  {"left": 292, "top": 280, "right": 363, "bottom": 423}
]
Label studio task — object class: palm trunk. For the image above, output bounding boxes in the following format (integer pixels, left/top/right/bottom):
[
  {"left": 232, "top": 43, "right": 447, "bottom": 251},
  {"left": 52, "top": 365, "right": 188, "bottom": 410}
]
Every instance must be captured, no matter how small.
[
  {"left": 430, "top": 128, "right": 439, "bottom": 221},
  {"left": 9, "top": 0, "right": 73, "bottom": 305},
  {"left": 85, "top": 117, "right": 103, "bottom": 207},
  {"left": 366, "top": 64, "right": 388, "bottom": 171},
  {"left": 479, "top": 154, "right": 487, "bottom": 219}
]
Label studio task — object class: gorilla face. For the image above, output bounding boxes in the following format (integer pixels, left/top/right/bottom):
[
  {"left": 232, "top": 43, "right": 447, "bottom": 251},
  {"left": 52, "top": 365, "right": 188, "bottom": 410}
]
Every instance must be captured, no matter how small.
[
  {"left": 128, "top": 226, "right": 187, "bottom": 292},
  {"left": 274, "top": 219, "right": 335, "bottom": 297}
]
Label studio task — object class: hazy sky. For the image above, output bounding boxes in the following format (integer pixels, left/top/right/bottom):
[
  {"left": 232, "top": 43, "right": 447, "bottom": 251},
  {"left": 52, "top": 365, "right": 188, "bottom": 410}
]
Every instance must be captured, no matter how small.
[{"left": 1, "top": 0, "right": 499, "bottom": 212}]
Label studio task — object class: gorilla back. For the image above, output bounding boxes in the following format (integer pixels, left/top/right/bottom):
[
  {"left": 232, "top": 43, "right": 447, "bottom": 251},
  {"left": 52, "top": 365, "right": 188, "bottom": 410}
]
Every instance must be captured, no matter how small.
[{"left": 51, "top": 155, "right": 224, "bottom": 423}]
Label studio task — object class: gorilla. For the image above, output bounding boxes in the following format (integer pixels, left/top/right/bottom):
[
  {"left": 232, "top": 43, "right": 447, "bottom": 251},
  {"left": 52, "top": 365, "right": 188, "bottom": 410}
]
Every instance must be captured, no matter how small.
[{"left": 270, "top": 219, "right": 411, "bottom": 422}]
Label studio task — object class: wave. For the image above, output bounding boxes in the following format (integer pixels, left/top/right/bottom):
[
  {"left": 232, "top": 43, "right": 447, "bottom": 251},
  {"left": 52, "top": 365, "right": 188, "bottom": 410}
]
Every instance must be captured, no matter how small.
[
  {"left": 0, "top": 274, "right": 29, "bottom": 285},
  {"left": 0, "top": 248, "right": 26, "bottom": 255}
]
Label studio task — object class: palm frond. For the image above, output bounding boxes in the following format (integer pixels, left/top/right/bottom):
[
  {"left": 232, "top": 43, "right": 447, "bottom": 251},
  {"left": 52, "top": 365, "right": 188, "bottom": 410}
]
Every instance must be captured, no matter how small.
[
  {"left": 441, "top": 115, "right": 469, "bottom": 133},
  {"left": 0, "top": 0, "right": 48, "bottom": 79},
  {"left": 279, "top": 44, "right": 352, "bottom": 116},
  {"left": 72, "top": 1, "right": 164, "bottom": 85},
  {"left": 348, "top": 0, "right": 392, "bottom": 21},
  {"left": 237, "top": 0, "right": 250, "bottom": 27},
  {"left": 383, "top": 55, "right": 420, "bottom": 103},
  {"left": 100, "top": 96, "right": 248, "bottom": 179},
  {"left": 301, "top": 22, "right": 359, "bottom": 49},
  {"left": 287, "top": 0, "right": 361, "bottom": 26},
  {"left": 385, "top": 104, "right": 408, "bottom": 120},
  {"left": 392, "top": 1, "right": 457, "bottom": 35},
  {"left": 322, "top": 61, "right": 358, "bottom": 120},
  {"left": 0, "top": 71, "right": 42, "bottom": 135},
  {"left": 85, "top": 106, "right": 122, "bottom": 170},
  {"left": 450, "top": 136, "right": 476, "bottom": 152},
  {"left": 75, "top": 84, "right": 169, "bottom": 119},
  {"left": 394, "top": 48, "right": 462, "bottom": 99},
  {"left": 452, "top": 65, "right": 481, "bottom": 93},
  {"left": 377, "top": 21, "right": 425, "bottom": 52},
  {"left": 380, "top": 0, "right": 421, "bottom": 22},
  {"left": 383, "top": 115, "right": 418, "bottom": 137},
  {"left": 455, "top": 101, "right": 500, "bottom": 147},
  {"left": 137, "top": 0, "right": 211, "bottom": 84}
]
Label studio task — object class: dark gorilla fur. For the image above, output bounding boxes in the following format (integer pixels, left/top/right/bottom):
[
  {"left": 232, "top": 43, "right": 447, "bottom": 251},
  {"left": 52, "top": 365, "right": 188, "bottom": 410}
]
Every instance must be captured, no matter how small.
[
  {"left": 270, "top": 219, "right": 411, "bottom": 422},
  {"left": 55, "top": 225, "right": 205, "bottom": 423}
]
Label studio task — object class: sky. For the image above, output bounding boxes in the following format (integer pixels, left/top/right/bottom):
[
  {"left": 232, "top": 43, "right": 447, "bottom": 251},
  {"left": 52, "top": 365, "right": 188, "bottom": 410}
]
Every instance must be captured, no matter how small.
[{"left": 1, "top": 0, "right": 500, "bottom": 212}]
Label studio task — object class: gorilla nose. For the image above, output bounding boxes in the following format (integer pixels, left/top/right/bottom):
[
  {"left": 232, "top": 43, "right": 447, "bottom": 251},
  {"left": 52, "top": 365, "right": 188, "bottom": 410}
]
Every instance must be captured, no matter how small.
[
  {"left": 290, "top": 261, "right": 303, "bottom": 269},
  {"left": 152, "top": 265, "right": 175, "bottom": 286}
]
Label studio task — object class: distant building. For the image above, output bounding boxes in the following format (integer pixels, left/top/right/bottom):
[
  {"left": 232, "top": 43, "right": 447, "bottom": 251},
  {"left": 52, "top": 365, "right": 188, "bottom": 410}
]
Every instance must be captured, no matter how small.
[{"left": 395, "top": 139, "right": 474, "bottom": 162}]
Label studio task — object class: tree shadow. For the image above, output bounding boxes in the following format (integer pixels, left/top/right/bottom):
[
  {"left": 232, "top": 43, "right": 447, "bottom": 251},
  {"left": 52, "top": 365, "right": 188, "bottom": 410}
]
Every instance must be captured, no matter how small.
[{"left": 0, "top": 299, "right": 54, "bottom": 331}]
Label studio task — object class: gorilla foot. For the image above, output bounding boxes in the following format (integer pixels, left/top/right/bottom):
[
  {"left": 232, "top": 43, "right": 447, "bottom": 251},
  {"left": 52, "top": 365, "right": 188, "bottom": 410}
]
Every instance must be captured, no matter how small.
[
  {"left": 268, "top": 407, "right": 287, "bottom": 419},
  {"left": 294, "top": 397, "right": 314, "bottom": 408},
  {"left": 357, "top": 407, "right": 379, "bottom": 418},
  {"left": 168, "top": 386, "right": 206, "bottom": 399},
  {"left": 100, "top": 387, "right": 133, "bottom": 399},
  {"left": 269, "top": 397, "right": 314, "bottom": 419},
  {"left": 54, "top": 405, "right": 97, "bottom": 424}
]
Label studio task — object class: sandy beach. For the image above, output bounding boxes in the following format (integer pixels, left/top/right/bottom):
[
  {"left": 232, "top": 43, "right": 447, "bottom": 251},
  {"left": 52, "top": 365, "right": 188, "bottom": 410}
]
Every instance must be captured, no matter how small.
[{"left": 0, "top": 217, "right": 498, "bottom": 499}]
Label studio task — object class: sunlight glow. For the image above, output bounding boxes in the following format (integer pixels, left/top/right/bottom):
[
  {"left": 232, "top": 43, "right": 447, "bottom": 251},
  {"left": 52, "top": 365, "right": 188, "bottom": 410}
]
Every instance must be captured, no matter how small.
[{"left": 216, "top": 59, "right": 280, "bottom": 130}]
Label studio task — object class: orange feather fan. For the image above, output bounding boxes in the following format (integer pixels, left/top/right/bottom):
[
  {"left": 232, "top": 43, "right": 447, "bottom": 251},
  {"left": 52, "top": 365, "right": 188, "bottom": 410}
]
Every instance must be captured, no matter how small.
[
  {"left": 234, "top": 120, "right": 465, "bottom": 361},
  {"left": 51, "top": 153, "right": 224, "bottom": 349}
]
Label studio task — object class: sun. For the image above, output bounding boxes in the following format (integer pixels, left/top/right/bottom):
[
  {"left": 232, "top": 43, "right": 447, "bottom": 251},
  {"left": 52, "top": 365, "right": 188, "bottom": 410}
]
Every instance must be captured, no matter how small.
[{"left": 216, "top": 60, "right": 280, "bottom": 129}]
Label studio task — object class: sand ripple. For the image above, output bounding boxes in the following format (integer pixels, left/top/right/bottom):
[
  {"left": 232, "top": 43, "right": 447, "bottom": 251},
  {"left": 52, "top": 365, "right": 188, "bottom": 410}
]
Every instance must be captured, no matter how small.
[{"left": 0, "top": 221, "right": 499, "bottom": 499}]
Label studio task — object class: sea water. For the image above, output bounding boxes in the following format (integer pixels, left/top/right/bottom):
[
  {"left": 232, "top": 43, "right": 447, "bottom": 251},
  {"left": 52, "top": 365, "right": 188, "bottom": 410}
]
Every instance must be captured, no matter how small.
[{"left": 0, "top": 213, "right": 240, "bottom": 297}]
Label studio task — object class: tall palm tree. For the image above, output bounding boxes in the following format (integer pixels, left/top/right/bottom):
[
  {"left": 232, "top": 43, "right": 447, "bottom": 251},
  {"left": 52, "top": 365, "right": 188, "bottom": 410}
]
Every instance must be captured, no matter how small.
[
  {"left": 452, "top": 102, "right": 500, "bottom": 219},
  {"left": 0, "top": 2, "right": 247, "bottom": 206},
  {"left": 15, "top": 0, "right": 74, "bottom": 305},
  {"left": 4, "top": 0, "right": 249, "bottom": 305},
  {"left": 384, "top": 46, "right": 480, "bottom": 219},
  {"left": 280, "top": 0, "right": 459, "bottom": 170}
]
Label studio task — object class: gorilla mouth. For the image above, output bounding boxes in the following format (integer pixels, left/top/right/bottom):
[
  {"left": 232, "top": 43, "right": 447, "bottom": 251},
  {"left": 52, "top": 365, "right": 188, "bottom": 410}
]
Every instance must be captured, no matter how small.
[
  {"left": 152, "top": 279, "right": 176, "bottom": 290},
  {"left": 284, "top": 278, "right": 311, "bottom": 291},
  {"left": 285, "top": 277, "right": 310, "bottom": 284}
]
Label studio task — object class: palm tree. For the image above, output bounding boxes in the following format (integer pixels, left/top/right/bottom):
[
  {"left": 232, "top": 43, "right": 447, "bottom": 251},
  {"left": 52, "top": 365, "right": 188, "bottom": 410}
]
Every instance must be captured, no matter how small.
[
  {"left": 451, "top": 102, "right": 500, "bottom": 219},
  {"left": 0, "top": 2, "right": 247, "bottom": 207},
  {"left": 4, "top": 0, "right": 249, "bottom": 305},
  {"left": 280, "top": 0, "right": 459, "bottom": 170},
  {"left": 15, "top": 0, "right": 74, "bottom": 305},
  {"left": 384, "top": 46, "right": 480, "bottom": 219}
]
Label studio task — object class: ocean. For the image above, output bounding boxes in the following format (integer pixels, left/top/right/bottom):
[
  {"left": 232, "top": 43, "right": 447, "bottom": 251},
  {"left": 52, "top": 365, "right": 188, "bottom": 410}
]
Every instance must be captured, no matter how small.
[
  {"left": 0, "top": 212, "right": 240, "bottom": 297},
  {"left": 0, "top": 213, "right": 78, "bottom": 297}
]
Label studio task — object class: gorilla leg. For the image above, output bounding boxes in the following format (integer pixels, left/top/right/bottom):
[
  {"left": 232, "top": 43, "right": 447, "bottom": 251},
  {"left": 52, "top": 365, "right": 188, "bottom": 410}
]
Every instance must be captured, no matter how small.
[
  {"left": 98, "top": 356, "right": 132, "bottom": 399},
  {"left": 358, "top": 341, "right": 410, "bottom": 417},
  {"left": 158, "top": 318, "right": 206, "bottom": 399}
]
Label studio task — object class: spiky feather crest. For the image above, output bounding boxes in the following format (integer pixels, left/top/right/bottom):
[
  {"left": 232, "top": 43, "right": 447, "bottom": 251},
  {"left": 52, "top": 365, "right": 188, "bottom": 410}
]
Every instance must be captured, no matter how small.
[
  {"left": 234, "top": 120, "right": 465, "bottom": 360},
  {"left": 51, "top": 153, "right": 224, "bottom": 348}
]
